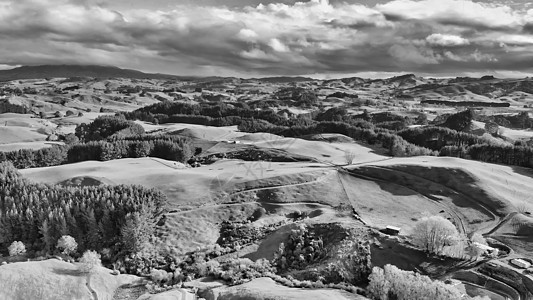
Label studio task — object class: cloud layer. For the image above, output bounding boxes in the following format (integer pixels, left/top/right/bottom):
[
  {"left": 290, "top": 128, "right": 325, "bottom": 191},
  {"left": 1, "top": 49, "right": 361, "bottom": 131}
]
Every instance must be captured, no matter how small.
[{"left": 1, "top": 0, "right": 533, "bottom": 77}]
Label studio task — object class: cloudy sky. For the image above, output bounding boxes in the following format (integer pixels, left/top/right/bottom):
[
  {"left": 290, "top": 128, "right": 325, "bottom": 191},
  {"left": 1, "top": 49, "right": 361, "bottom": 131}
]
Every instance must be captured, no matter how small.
[{"left": 1, "top": 0, "right": 533, "bottom": 78}]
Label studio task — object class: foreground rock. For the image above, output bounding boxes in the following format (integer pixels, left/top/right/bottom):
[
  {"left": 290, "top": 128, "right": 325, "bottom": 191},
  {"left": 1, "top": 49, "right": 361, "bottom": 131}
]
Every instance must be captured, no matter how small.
[{"left": 203, "top": 277, "right": 368, "bottom": 300}]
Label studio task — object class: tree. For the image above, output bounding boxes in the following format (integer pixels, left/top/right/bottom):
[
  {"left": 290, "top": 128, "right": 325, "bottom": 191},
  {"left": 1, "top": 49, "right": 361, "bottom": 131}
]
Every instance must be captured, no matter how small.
[
  {"left": 39, "top": 219, "right": 53, "bottom": 253},
  {"left": 415, "top": 113, "right": 428, "bottom": 125},
  {"left": 8, "top": 241, "right": 26, "bottom": 256},
  {"left": 120, "top": 209, "right": 156, "bottom": 254},
  {"left": 484, "top": 122, "right": 499, "bottom": 136},
  {"left": 79, "top": 250, "right": 101, "bottom": 273},
  {"left": 344, "top": 150, "right": 356, "bottom": 165},
  {"left": 63, "top": 133, "right": 79, "bottom": 145},
  {"left": 410, "top": 216, "right": 460, "bottom": 255},
  {"left": 56, "top": 235, "right": 78, "bottom": 255}
]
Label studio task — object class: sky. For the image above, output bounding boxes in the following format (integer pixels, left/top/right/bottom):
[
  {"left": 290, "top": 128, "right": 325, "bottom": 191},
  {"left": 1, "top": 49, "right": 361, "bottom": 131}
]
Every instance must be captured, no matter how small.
[{"left": 1, "top": 0, "right": 533, "bottom": 78}]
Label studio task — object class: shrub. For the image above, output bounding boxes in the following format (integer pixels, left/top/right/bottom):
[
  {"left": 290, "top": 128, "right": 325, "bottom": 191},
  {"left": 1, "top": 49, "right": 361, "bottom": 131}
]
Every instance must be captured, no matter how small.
[
  {"left": 8, "top": 241, "right": 26, "bottom": 256},
  {"left": 79, "top": 250, "right": 102, "bottom": 273},
  {"left": 150, "top": 268, "right": 172, "bottom": 285},
  {"left": 56, "top": 235, "right": 78, "bottom": 255}
]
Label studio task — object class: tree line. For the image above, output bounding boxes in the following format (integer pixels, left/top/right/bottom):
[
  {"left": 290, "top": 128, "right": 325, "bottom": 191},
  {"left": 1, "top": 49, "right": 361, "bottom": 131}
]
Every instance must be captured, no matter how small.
[
  {"left": 121, "top": 101, "right": 295, "bottom": 127},
  {"left": 399, "top": 125, "right": 533, "bottom": 168},
  {"left": 67, "top": 136, "right": 192, "bottom": 164},
  {"left": 0, "top": 100, "right": 29, "bottom": 114},
  {"left": 239, "top": 120, "right": 436, "bottom": 157},
  {"left": 0, "top": 116, "right": 194, "bottom": 169}
]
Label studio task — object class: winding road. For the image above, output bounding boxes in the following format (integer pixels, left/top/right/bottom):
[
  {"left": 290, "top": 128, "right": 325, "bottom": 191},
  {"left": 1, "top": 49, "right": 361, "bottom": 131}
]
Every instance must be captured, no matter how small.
[{"left": 86, "top": 274, "right": 98, "bottom": 300}]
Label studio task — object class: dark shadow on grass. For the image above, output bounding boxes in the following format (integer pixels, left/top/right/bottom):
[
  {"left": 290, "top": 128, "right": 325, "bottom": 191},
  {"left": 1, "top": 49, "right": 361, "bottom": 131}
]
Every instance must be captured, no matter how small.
[
  {"left": 52, "top": 268, "right": 85, "bottom": 277},
  {"left": 510, "top": 165, "right": 533, "bottom": 180},
  {"left": 352, "top": 165, "right": 506, "bottom": 217}
]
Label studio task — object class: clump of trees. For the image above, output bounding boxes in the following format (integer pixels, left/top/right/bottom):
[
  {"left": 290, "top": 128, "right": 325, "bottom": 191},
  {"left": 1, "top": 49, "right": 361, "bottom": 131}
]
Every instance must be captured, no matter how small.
[
  {"left": 254, "top": 121, "right": 436, "bottom": 157},
  {"left": 367, "top": 264, "right": 489, "bottom": 300},
  {"left": 324, "top": 237, "right": 372, "bottom": 285},
  {"left": 477, "top": 111, "right": 533, "bottom": 129},
  {"left": 438, "top": 109, "right": 475, "bottom": 131},
  {"left": 0, "top": 146, "right": 68, "bottom": 169},
  {"left": 399, "top": 126, "right": 486, "bottom": 151},
  {"left": 398, "top": 123, "right": 533, "bottom": 168},
  {"left": 275, "top": 87, "right": 318, "bottom": 107},
  {"left": 122, "top": 101, "right": 292, "bottom": 127},
  {"left": 273, "top": 224, "right": 371, "bottom": 285},
  {"left": 0, "top": 117, "right": 193, "bottom": 169},
  {"left": 0, "top": 100, "right": 28, "bottom": 114},
  {"left": 273, "top": 224, "right": 327, "bottom": 272},
  {"left": 67, "top": 136, "right": 192, "bottom": 164},
  {"left": 75, "top": 115, "right": 145, "bottom": 142}
]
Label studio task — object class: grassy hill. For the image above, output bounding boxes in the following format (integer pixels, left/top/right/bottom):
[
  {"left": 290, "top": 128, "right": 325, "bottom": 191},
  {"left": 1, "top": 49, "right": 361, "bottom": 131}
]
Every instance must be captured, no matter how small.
[{"left": 0, "top": 259, "right": 141, "bottom": 300}]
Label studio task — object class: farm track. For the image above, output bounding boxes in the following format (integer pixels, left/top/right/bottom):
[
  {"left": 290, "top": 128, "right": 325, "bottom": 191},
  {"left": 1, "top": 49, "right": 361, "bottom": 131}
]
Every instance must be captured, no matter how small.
[
  {"left": 168, "top": 200, "right": 333, "bottom": 217},
  {"left": 484, "top": 212, "right": 519, "bottom": 236}
]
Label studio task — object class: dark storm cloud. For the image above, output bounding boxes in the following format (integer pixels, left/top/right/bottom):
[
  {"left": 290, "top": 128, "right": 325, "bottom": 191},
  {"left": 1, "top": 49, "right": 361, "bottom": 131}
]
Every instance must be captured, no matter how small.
[
  {"left": 0, "top": 0, "right": 533, "bottom": 76},
  {"left": 522, "top": 23, "right": 533, "bottom": 33}
]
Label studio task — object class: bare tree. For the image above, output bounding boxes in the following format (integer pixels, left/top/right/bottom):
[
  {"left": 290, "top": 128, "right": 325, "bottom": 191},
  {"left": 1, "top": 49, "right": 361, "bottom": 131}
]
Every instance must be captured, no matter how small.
[
  {"left": 517, "top": 203, "right": 532, "bottom": 215},
  {"left": 344, "top": 150, "right": 356, "bottom": 165}
]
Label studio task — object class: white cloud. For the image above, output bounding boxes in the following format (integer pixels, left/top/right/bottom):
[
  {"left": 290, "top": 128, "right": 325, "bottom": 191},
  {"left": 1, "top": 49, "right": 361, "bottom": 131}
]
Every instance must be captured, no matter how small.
[
  {"left": 237, "top": 28, "right": 258, "bottom": 41},
  {"left": 377, "top": 0, "right": 521, "bottom": 29},
  {"left": 426, "top": 33, "right": 470, "bottom": 47},
  {"left": 443, "top": 51, "right": 465, "bottom": 61},
  {"left": 268, "top": 38, "right": 289, "bottom": 52},
  {"left": 239, "top": 48, "right": 280, "bottom": 62}
]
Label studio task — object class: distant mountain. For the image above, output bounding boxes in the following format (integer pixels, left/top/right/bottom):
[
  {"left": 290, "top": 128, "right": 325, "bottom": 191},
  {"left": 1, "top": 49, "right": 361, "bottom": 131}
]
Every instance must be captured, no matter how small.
[
  {"left": 247, "top": 76, "right": 315, "bottom": 83},
  {"left": 0, "top": 65, "right": 189, "bottom": 81}
]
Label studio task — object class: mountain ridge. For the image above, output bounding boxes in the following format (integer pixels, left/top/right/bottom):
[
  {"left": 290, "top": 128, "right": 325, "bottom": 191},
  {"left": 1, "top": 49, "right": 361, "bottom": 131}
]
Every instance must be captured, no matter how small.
[{"left": 0, "top": 64, "right": 192, "bottom": 82}]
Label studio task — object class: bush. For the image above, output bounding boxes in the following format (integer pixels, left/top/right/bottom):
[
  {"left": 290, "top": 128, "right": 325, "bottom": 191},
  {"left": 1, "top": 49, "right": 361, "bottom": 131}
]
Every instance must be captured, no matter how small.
[
  {"left": 56, "top": 235, "right": 78, "bottom": 255},
  {"left": 8, "top": 241, "right": 26, "bottom": 256},
  {"left": 79, "top": 250, "right": 102, "bottom": 273}
]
